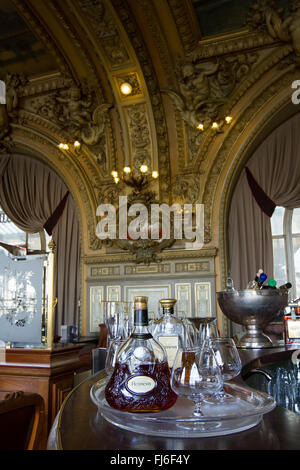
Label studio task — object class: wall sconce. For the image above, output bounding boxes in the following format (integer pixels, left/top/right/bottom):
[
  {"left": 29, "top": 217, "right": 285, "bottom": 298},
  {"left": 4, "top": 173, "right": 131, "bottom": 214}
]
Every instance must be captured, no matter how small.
[
  {"left": 58, "top": 140, "right": 81, "bottom": 155},
  {"left": 195, "top": 116, "right": 233, "bottom": 133},
  {"left": 120, "top": 82, "right": 133, "bottom": 96}
]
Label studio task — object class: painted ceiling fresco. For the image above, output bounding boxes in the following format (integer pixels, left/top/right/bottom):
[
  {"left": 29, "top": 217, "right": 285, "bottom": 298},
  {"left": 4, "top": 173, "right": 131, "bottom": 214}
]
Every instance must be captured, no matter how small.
[
  {"left": 192, "top": 0, "right": 291, "bottom": 37},
  {"left": 0, "top": 0, "right": 57, "bottom": 78}
]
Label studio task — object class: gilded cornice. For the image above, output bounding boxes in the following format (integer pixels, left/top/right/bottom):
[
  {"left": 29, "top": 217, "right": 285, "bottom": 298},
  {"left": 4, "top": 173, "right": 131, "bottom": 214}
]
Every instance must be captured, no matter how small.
[
  {"left": 22, "top": 73, "right": 65, "bottom": 97},
  {"left": 192, "top": 30, "right": 279, "bottom": 59},
  {"left": 83, "top": 247, "right": 218, "bottom": 265}
]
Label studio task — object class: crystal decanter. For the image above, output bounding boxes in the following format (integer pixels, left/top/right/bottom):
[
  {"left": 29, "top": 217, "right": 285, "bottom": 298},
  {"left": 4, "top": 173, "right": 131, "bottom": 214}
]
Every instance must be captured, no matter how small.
[{"left": 105, "top": 296, "right": 177, "bottom": 412}]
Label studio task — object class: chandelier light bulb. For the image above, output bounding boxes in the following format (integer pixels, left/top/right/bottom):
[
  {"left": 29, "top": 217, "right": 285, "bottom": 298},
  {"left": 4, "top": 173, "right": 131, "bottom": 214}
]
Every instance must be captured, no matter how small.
[
  {"left": 74, "top": 140, "right": 81, "bottom": 148},
  {"left": 152, "top": 170, "right": 159, "bottom": 179},
  {"left": 114, "top": 177, "right": 120, "bottom": 184},
  {"left": 197, "top": 123, "right": 204, "bottom": 131},
  {"left": 120, "top": 82, "right": 132, "bottom": 95},
  {"left": 225, "top": 116, "right": 232, "bottom": 124},
  {"left": 58, "top": 143, "right": 64, "bottom": 149},
  {"left": 212, "top": 122, "right": 219, "bottom": 129},
  {"left": 63, "top": 143, "right": 69, "bottom": 150},
  {"left": 123, "top": 166, "right": 131, "bottom": 174},
  {"left": 140, "top": 165, "right": 148, "bottom": 174},
  {"left": 111, "top": 170, "right": 118, "bottom": 178}
]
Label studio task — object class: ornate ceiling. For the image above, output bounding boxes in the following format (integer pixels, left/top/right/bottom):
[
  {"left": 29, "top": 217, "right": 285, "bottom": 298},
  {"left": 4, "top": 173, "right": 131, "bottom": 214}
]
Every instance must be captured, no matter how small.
[{"left": 0, "top": 0, "right": 299, "bottom": 270}]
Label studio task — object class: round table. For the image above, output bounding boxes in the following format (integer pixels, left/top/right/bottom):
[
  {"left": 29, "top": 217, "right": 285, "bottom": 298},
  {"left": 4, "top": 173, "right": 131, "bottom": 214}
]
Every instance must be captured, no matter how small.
[{"left": 47, "top": 346, "right": 300, "bottom": 450}]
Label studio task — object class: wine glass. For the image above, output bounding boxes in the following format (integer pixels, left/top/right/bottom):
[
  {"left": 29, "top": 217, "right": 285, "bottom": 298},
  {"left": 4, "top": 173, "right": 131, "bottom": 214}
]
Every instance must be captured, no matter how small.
[
  {"left": 176, "top": 301, "right": 198, "bottom": 346},
  {"left": 105, "top": 338, "right": 124, "bottom": 376},
  {"left": 102, "top": 301, "right": 124, "bottom": 347},
  {"left": 170, "top": 346, "right": 223, "bottom": 419},
  {"left": 203, "top": 337, "right": 242, "bottom": 404},
  {"left": 121, "top": 301, "right": 134, "bottom": 338},
  {"left": 198, "top": 319, "right": 219, "bottom": 345}
]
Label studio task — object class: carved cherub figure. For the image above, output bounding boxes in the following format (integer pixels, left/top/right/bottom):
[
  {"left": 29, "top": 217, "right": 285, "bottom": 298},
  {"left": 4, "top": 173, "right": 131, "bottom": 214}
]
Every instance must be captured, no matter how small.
[
  {"left": 179, "top": 61, "right": 219, "bottom": 111},
  {"left": 56, "top": 85, "right": 92, "bottom": 127}
]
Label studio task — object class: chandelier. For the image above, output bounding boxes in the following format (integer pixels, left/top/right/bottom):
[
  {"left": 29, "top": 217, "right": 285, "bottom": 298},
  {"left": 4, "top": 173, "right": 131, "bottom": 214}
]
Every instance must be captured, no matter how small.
[{"left": 111, "top": 165, "right": 159, "bottom": 196}]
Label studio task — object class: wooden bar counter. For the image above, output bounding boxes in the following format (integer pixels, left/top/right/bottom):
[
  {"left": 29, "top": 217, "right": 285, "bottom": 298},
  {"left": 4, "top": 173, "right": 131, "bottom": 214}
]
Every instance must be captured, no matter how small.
[
  {"left": 47, "top": 345, "right": 300, "bottom": 450},
  {"left": 0, "top": 343, "right": 85, "bottom": 448}
]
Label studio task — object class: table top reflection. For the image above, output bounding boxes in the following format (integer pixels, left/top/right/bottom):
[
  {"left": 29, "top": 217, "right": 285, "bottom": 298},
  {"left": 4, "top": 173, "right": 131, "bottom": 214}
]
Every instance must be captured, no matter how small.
[{"left": 48, "top": 347, "right": 300, "bottom": 450}]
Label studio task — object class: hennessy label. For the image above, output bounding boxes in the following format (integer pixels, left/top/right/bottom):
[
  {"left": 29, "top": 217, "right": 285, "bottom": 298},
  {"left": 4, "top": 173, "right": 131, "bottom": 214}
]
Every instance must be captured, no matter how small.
[
  {"left": 126, "top": 375, "right": 157, "bottom": 395},
  {"left": 158, "top": 335, "right": 179, "bottom": 367}
]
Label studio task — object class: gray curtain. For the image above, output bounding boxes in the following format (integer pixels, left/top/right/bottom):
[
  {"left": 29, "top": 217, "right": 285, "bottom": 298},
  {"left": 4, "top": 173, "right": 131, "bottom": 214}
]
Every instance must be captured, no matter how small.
[
  {"left": 0, "top": 154, "right": 80, "bottom": 335},
  {"left": 228, "top": 112, "right": 300, "bottom": 290}
]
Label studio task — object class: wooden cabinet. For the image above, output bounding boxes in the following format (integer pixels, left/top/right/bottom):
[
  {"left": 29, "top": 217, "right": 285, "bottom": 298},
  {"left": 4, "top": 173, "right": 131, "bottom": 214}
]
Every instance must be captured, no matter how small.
[{"left": 0, "top": 344, "right": 84, "bottom": 448}]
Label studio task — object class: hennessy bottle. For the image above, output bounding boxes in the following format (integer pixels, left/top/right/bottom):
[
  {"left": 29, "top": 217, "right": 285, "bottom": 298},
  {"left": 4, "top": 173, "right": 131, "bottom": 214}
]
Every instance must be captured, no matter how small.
[
  {"left": 105, "top": 296, "right": 177, "bottom": 412},
  {"left": 151, "top": 299, "right": 191, "bottom": 368}
]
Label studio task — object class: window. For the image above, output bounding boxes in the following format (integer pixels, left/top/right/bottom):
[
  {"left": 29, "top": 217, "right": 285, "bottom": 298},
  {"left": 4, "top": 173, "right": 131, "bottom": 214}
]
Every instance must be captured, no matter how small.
[
  {"left": 0, "top": 207, "right": 50, "bottom": 343},
  {"left": 271, "top": 206, "right": 300, "bottom": 299},
  {"left": 0, "top": 207, "right": 51, "bottom": 257}
]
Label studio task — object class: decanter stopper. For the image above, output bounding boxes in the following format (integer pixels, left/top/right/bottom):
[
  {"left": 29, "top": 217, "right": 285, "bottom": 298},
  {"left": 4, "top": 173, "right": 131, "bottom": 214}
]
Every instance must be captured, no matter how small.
[{"left": 226, "top": 277, "right": 235, "bottom": 291}]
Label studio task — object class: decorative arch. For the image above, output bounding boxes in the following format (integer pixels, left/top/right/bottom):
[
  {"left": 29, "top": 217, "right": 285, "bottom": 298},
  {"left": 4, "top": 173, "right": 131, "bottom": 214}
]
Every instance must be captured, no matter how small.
[
  {"left": 10, "top": 122, "right": 98, "bottom": 257},
  {"left": 212, "top": 85, "right": 299, "bottom": 334}
]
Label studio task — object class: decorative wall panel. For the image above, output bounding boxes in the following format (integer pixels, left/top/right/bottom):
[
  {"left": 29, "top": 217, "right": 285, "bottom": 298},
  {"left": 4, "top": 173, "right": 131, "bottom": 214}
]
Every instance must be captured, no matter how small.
[
  {"left": 195, "top": 282, "right": 212, "bottom": 318},
  {"left": 175, "top": 283, "right": 192, "bottom": 317},
  {"left": 89, "top": 286, "right": 104, "bottom": 333},
  {"left": 107, "top": 285, "right": 121, "bottom": 301},
  {"left": 124, "top": 284, "right": 171, "bottom": 320}
]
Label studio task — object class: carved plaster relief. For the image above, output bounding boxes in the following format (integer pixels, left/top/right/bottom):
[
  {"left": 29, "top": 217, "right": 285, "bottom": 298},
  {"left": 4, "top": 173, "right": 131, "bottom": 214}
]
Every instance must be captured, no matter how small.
[{"left": 78, "top": 0, "right": 131, "bottom": 68}]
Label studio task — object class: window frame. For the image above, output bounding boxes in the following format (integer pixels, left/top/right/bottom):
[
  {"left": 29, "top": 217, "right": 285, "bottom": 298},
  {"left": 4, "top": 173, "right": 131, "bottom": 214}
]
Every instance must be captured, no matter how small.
[
  {"left": 272, "top": 207, "right": 300, "bottom": 300},
  {"left": 0, "top": 207, "right": 49, "bottom": 256}
]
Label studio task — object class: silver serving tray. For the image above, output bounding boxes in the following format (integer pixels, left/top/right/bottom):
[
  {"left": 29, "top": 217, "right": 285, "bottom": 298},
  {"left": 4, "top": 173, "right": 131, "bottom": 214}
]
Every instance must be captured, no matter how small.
[{"left": 90, "top": 378, "right": 276, "bottom": 438}]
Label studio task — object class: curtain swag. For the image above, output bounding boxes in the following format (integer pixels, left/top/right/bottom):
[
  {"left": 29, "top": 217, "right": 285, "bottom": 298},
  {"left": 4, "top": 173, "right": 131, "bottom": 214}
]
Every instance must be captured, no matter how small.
[
  {"left": 245, "top": 167, "right": 276, "bottom": 218},
  {"left": 43, "top": 191, "right": 70, "bottom": 235}
]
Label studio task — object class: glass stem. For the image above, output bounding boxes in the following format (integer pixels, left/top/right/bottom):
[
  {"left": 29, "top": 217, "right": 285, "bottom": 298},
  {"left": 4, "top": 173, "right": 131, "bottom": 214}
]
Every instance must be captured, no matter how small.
[
  {"left": 217, "top": 389, "right": 226, "bottom": 400},
  {"left": 193, "top": 399, "right": 203, "bottom": 417}
]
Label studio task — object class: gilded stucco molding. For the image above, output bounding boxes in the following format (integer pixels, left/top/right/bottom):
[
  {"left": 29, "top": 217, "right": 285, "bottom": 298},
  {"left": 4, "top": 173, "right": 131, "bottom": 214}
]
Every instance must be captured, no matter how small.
[
  {"left": 192, "top": 30, "right": 277, "bottom": 59},
  {"left": 47, "top": 0, "right": 101, "bottom": 85},
  {"left": 23, "top": 73, "right": 67, "bottom": 97},
  {"left": 246, "top": 0, "right": 300, "bottom": 59},
  {"left": 112, "top": 0, "right": 171, "bottom": 204},
  {"left": 125, "top": 103, "right": 152, "bottom": 171},
  {"left": 165, "top": 42, "right": 293, "bottom": 175},
  {"left": 78, "top": 0, "right": 132, "bottom": 69},
  {"left": 133, "top": 0, "right": 178, "bottom": 89},
  {"left": 192, "top": 46, "right": 293, "bottom": 175},
  {"left": 167, "top": 0, "right": 200, "bottom": 53},
  {"left": 17, "top": 108, "right": 106, "bottom": 189}
]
